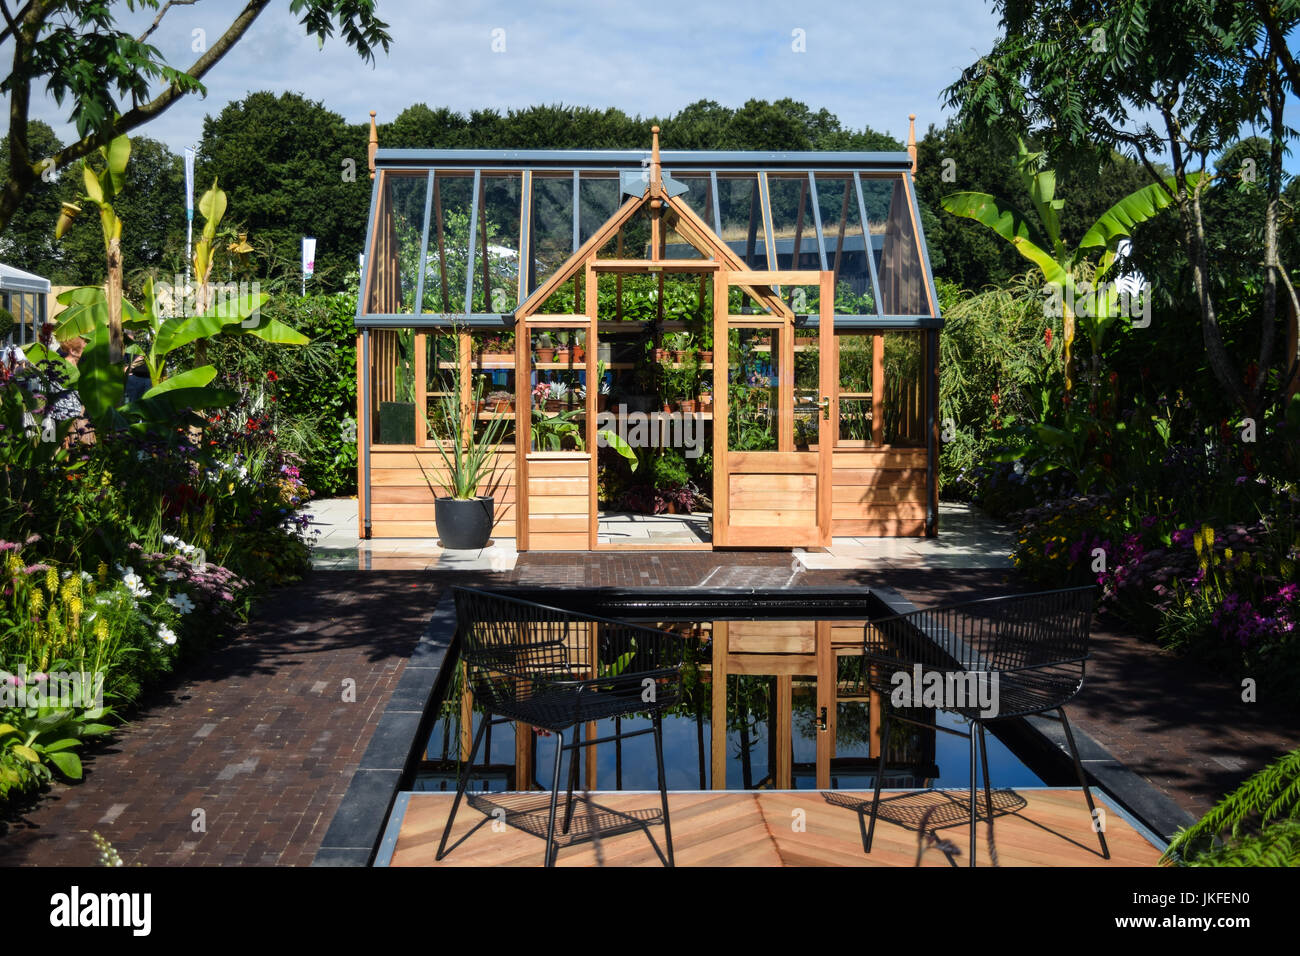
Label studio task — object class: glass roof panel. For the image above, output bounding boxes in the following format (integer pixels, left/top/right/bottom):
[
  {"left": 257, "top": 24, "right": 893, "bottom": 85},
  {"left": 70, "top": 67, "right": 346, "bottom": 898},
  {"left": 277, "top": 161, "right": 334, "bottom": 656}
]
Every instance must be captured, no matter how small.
[
  {"left": 422, "top": 171, "right": 473, "bottom": 314},
  {"left": 365, "top": 171, "right": 428, "bottom": 315},
  {"left": 716, "top": 173, "right": 769, "bottom": 271},
  {"left": 859, "top": 175, "right": 930, "bottom": 316},
  {"left": 360, "top": 151, "right": 937, "bottom": 322},
  {"left": 527, "top": 174, "right": 576, "bottom": 297},
  {"left": 813, "top": 172, "right": 877, "bottom": 316},
  {"left": 472, "top": 171, "right": 523, "bottom": 313}
]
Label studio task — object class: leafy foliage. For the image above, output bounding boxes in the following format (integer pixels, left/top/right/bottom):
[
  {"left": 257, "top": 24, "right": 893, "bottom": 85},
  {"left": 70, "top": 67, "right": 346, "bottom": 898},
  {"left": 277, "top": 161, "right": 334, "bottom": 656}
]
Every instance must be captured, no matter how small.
[{"left": 1165, "top": 749, "right": 1300, "bottom": 866}]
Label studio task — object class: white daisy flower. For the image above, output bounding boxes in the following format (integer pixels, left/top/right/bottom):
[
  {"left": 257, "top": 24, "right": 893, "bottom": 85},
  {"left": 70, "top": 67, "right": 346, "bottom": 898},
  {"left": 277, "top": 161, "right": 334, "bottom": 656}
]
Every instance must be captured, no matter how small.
[
  {"left": 157, "top": 625, "right": 177, "bottom": 646},
  {"left": 167, "top": 593, "right": 195, "bottom": 615}
]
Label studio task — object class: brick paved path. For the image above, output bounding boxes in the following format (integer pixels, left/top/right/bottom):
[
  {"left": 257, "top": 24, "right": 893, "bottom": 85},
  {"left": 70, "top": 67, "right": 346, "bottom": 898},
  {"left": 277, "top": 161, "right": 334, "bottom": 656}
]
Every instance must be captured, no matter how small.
[{"left": 3, "top": 555, "right": 1297, "bottom": 865}]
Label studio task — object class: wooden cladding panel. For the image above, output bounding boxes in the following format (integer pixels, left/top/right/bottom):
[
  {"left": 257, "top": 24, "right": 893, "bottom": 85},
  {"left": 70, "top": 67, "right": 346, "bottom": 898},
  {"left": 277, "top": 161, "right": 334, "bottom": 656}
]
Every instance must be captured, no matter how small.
[
  {"left": 728, "top": 620, "right": 815, "bottom": 655},
  {"left": 525, "top": 455, "right": 590, "bottom": 550},
  {"left": 830, "top": 448, "right": 926, "bottom": 539},
  {"left": 365, "top": 448, "right": 517, "bottom": 539}
]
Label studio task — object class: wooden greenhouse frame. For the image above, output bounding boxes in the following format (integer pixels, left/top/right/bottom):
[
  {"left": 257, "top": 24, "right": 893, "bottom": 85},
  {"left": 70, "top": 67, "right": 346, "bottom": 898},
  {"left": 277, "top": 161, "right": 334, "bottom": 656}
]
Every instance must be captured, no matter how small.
[{"left": 355, "top": 115, "right": 943, "bottom": 551}]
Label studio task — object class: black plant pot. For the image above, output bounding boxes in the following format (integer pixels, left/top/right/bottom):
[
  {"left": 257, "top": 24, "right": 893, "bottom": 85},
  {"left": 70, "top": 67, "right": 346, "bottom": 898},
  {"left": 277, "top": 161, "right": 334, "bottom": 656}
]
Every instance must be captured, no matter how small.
[{"left": 434, "top": 495, "right": 495, "bottom": 550}]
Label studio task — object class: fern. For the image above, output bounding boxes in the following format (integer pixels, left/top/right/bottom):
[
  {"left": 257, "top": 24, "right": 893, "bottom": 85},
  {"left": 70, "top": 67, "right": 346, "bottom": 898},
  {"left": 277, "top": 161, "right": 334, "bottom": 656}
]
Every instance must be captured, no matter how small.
[
  {"left": 1163, "top": 749, "right": 1300, "bottom": 864},
  {"left": 1182, "top": 820, "right": 1300, "bottom": 868}
]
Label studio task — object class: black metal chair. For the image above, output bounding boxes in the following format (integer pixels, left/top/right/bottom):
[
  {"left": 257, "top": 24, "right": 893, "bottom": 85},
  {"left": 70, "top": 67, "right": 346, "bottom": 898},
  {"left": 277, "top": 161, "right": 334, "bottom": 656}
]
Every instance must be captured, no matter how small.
[
  {"left": 437, "top": 587, "right": 689, "bottom": 867},
  {"left": 859, "top": 586, "right": 1110, "bottom": 867}
]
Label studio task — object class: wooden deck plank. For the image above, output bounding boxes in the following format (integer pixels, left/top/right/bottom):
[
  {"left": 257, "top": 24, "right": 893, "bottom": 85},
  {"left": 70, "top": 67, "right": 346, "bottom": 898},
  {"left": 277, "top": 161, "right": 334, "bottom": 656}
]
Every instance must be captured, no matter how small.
[{"left": 389, "top": 788, "right": 1161, "bottom": 867}]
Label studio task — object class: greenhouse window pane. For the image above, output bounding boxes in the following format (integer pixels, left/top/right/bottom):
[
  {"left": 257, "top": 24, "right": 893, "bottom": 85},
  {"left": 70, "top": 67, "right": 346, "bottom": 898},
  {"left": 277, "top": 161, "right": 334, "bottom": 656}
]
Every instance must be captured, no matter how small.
[
  {"left": 366, "top": 171, "right": 429, "bottom": 314},
  {"left": 578, "top": 174, "right": 620, "bottom": 245},
  {"left": 528, "top": 174, "right": 576, "bottom": 295},
  {"left": 422, "top": 172, "right": 474, "bottom": 314},
  {"left": 716, "top": 174, "right": 768, "bottom": 270},
  {"left": 860, "top": 175, "right": 930, "bottom": 316},
  {"left": 471, "top": 172, "right": 523, "bottom": 313},
  {"left": 670, "top": 174, "right": 714, "bottom": 226},
  {"left": 814, "top": 173, "right": 876, "bottom": 315}
]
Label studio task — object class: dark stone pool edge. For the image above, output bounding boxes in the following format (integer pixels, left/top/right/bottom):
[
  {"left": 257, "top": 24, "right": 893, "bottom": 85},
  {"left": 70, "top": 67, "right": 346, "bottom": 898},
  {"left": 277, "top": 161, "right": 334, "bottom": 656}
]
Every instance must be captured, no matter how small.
[
  {"left": 311, "top": 593, "right": 458, "bottom": 867},
  {"left": 312, "top": 584, "right": 1194, "bottom": 866}
]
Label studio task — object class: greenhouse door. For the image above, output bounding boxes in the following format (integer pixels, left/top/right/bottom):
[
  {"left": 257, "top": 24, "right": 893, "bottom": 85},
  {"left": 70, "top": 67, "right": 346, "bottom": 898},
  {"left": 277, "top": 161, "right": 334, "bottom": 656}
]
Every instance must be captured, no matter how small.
[{"left": 713, "top": 270, "right": 834, "bottom": 548}]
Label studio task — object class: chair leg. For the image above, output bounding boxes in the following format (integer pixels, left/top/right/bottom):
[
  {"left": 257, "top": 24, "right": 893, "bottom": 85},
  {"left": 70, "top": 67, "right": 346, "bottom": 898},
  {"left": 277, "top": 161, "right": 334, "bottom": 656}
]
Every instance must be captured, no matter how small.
[
  {"left": 436, "top": 713, "right": 488, "bottom": 861},
  {"left": 652, "top": 712, "right": 674, "bottom": 868},
  {"left": 978, "top": 723, "right": 995, "bottom": 864},
  {"left": 1058, "top": 707, "right": 1110, "bottom": 860},
  {"left": 864, "top": 711, "right": 891, "bottom": 852},
  {"left": 544, "top": 730, "right": 566, "bottom": 867},
  {"left": 562, "top": 723, "right": 582, "bottom": 835},
  {"left": 968, "top": 724, "right": 978, "bottom": 868}
]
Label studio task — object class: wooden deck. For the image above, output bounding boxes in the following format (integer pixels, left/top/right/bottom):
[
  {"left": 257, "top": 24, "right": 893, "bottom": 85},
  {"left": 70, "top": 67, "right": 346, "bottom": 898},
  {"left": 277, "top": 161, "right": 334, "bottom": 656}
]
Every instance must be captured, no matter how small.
[{"left": 385, "top": 788, "right": 1163, "bottom": 867}]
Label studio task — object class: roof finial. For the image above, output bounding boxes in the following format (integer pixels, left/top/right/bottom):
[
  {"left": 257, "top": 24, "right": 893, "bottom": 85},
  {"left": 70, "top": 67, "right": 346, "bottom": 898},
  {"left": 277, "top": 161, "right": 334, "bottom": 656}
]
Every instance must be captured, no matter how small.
[
  {"left": 907, "top": 113, "right": 917, "bottom": 176},
  {"left": 649, "top": 125, "right": 662, "bottom": 199},
  {"left": 368, "top": 110, "right": 378, "bottom": 180}
]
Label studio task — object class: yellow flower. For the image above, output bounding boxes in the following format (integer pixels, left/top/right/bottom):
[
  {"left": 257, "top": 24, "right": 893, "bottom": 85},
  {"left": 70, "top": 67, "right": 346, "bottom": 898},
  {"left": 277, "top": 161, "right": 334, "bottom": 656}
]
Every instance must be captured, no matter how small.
[
  {"left": 1224, "top": 547, "right": 1234, "bottom": 563},
  {"left": 1240, "top": 552, "right": 1252, "bottom": 569},
  {"left": 1193, "top": 529, "right": 1204, "bottom": 556},
  {"left": 95, "top": 618, "right": 109, "bottom": 642},
  {"left": 1201, "top": 524, "right": 1215, "bottom": 548},
  {"left": 28, "top": 588, "right": 44, "bottom": 615},
  {"left": 96, "top": 561, "right": 108, "bottom": 582},
  {"left": 45, "top": 567, "right": 58, "bottom": 594}
]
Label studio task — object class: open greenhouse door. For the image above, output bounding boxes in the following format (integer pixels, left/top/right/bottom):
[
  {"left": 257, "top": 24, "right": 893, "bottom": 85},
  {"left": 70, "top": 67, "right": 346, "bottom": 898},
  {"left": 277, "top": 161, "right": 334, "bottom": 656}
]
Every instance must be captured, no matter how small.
[{"left": 713, "top": 270, "right": 834, "bottom": 548}]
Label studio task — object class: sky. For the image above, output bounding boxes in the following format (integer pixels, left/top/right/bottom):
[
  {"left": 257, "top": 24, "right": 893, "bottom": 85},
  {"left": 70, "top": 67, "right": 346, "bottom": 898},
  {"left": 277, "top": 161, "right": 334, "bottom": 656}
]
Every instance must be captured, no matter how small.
[{"left": 13, "top": 0, "right": 1005, "bottom": 153}]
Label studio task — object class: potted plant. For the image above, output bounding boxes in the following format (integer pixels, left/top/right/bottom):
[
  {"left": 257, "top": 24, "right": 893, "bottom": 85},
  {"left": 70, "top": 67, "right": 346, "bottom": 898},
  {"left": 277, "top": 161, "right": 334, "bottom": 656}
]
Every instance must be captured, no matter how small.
[
  {"left": 480, "top": 332, "right": 515, "bottom": 365},
  {"left": 535, "top": 333, "right": 555, "bottom": 364},
  {"left": 420, "top": 369, "right": 511, "bottom": 550},
  {"left": 553, "top": 330, "right": 571, "bottom": 364},
  {"left": 546, "top": 380, "right": 570, "bottom": 412},
  {"left": 486, "top": 389, "right": 513, "bottom": 414}
]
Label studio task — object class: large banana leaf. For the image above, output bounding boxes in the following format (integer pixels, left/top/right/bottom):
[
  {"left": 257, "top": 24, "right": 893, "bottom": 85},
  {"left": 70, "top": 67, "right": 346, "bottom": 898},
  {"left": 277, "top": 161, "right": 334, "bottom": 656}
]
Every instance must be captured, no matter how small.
[
  {"left": 1079, "top": 173, "right": 1205, "bottom": 251},
  {"left": 241, "top": 315, "right": 310, "bottom": 345},
  {"left": 142, "top": 366, "right": 217, "bottom": 399},
  {"left": 75, "top": 327, "right": 124, "bottom": 421},
  {"left": 940, "top": 191, "right": 1069, "bottom": 285}
]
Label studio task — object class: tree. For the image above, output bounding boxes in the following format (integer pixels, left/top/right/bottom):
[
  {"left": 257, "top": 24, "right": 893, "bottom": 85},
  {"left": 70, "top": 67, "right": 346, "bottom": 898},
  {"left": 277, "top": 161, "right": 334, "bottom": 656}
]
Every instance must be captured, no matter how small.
[
  {"left": 0, "top": 0, "right": 390, "bottom": 237},
  {"left": 945, "top": 0, "right": 1300, "bottom": 414},
  {"left": 198, "top": 91, "right": 370, "bottom": 284}
]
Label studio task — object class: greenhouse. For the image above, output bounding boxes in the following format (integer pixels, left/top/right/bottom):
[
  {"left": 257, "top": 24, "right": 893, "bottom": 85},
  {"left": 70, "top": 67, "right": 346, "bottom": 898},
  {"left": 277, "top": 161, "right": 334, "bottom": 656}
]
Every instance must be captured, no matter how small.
[{"left": 355, "top": 125, "right": 942, "bottom": 550}]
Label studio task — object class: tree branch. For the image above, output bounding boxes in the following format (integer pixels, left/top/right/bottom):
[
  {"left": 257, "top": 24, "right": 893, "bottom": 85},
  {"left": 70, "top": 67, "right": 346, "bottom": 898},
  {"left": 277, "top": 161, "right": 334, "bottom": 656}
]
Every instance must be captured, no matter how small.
[
  {"left": 137, "top": 0, "right": 199, "bottom": 43},
  {"left": 1255, "top": 0, "right": 1300, "bottom": 95},
  {"left": 40, "top": 0, "right": 274, "bottom": 175}
]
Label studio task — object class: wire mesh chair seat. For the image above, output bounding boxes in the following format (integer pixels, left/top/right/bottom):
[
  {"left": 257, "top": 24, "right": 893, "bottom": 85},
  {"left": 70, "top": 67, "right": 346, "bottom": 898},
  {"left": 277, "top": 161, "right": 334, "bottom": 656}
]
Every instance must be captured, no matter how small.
[
  {"left": 859, "top": 586, "right": 1110, "bottom": 866},
  {"left": 438, "top": 587, "right": 690, "bottom": 867}
]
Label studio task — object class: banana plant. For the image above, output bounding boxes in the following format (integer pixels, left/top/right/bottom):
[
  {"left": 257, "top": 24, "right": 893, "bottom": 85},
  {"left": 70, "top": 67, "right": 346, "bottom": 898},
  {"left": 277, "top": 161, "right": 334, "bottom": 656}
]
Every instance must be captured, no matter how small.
[
  {"left": 55, "top": 134, "right": 131, "bottom": 362},
  {"left": 941, "top": 140, "right": 1201, "bottom": 396}
]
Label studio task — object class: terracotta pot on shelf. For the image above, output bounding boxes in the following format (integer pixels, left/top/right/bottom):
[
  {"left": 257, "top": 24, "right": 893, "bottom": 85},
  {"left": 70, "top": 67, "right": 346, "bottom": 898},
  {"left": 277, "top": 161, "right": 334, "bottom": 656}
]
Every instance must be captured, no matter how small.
[
  {"left": 535, "top": 348, "right": 555, "bottom": 363},
  {"left": 699, "top": 350, "right": 713, "bottom": 364},
  {"left": 679, "top": 398, "right": 698, "bottom": 414},
  {"left": 553, "top": 348, "right": 571, "bottom": 364},
  {"left": 572, "top": 346, "right": 586, "bottom": 362},
  {"left": 673, "top": 350, "right": 687, "bottom": 363},
  {"left": 654, "top": 348, "right": 668, "bottom": 362}
]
